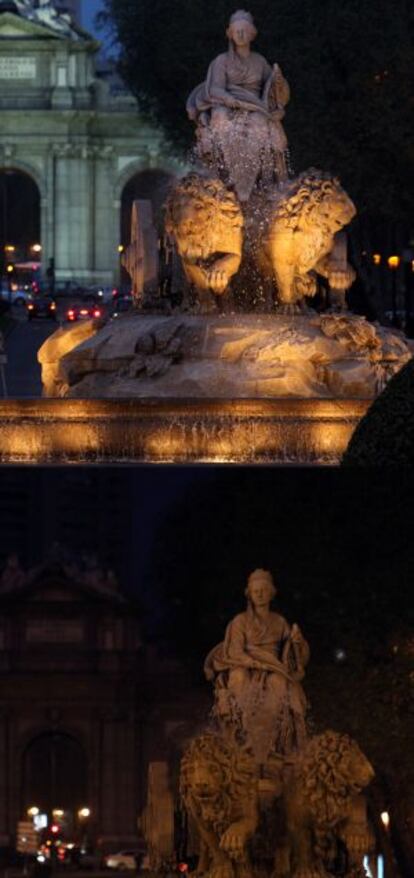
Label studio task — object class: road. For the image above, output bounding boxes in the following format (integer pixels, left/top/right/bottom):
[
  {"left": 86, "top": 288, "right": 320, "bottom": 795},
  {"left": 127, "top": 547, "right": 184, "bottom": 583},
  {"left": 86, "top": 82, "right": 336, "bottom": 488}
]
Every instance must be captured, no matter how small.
[{"left": 3, "top": 308, "right": 59, "bottom": 398}]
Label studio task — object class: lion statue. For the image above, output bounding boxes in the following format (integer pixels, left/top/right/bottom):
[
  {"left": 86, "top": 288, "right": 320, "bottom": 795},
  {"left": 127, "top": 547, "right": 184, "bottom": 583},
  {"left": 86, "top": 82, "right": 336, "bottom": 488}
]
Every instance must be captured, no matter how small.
[
  {"left": 165, "top": 174, "right": 244, "bottom": 311},
  {"left": 273, "top": 730, "right": 375, "bottom": 878},
  {"left": 255, "top": 169, "right": 356, "bottom": 313},
  {"left": 180, "top": 733, "right": 258, "bottom": 878}
]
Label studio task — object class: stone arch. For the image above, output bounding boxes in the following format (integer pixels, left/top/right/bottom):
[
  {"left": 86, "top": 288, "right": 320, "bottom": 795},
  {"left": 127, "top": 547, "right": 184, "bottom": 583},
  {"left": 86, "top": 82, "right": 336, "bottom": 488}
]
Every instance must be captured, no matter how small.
[
  {"left": 114, "top": 157, "right": 180, "bottom": 206},
  {"left": 0, "top": 159, "right": 46, "bottom": 201},
  {"left": 21, "top": 728, "right": 89, "bottom": 817},
  {"left": 0, "top": 164, "right": 44, "bottom": 266}
]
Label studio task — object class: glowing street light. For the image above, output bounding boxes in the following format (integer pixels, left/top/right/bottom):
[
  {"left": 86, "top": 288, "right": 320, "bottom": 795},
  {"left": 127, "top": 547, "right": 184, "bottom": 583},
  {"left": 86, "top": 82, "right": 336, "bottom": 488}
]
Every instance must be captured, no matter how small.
[
  {"left": 31, "top": 244, "right": 42, "bottom": 254},
  {"left": 387, "top": 255, "right": 400, "bottom": 270},
  {"left": 387, "top": 256, "right": 401, "bottom": 326},
  {"left": 52, "top": 809, "right": 64, "bottom": 819},
  {"left": 78, "top": 808, "right": 91, "bottom": 819},
  {"left": 4, "top": 245, "right": 15, "bottom": 254},
  {"left": 27, "top": 806, "right": 40, "bottom": 818},
  {"left": 380, "top": 810, "right": 390, "bottom": 829},
  {"left": 118, "top": 245, "right": 125, "bottom": 254},
  {"left": 372, "top": 253, "right": 382, "bottom": 266}
]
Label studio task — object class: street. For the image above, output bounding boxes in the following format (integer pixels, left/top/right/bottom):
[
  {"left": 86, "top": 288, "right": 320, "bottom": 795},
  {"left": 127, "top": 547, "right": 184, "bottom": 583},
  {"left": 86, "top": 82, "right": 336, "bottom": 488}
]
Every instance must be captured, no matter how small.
[{"left": 3, "top": 308, "right": 59, "bottom": 398}]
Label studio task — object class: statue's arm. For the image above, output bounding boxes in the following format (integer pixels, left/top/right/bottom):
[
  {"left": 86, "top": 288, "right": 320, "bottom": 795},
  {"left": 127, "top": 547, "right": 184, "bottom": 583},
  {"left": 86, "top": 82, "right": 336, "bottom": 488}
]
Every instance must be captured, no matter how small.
[
  {"left": 207, "top": 56, "right": 239, "bottom": 108},
  {"left": 224, "top": 617, "right": 260, "bottom": 668}
]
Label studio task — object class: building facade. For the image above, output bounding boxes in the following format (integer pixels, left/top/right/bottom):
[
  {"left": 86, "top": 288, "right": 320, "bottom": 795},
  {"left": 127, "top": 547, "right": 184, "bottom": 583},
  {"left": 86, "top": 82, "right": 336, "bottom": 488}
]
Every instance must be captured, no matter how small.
[
  {"left": 0, "top": 2, "right": 180, "bottom": 285},
  {"left": 0, "top": 555, "right": 202, "bottom": 853}
]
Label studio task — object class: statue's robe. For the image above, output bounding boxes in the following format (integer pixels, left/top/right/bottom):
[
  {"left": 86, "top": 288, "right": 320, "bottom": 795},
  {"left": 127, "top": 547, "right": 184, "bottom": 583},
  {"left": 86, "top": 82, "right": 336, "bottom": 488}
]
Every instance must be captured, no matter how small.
[{"left": 205, "top": 609, "right": 308, "bottom": 761}]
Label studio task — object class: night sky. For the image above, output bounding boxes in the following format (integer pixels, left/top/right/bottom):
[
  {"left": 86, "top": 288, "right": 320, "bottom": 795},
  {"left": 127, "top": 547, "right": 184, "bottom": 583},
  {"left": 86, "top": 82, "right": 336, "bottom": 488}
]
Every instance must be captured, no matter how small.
[{"left": 81, "top": 0, "right": 105, "bottom": 36}]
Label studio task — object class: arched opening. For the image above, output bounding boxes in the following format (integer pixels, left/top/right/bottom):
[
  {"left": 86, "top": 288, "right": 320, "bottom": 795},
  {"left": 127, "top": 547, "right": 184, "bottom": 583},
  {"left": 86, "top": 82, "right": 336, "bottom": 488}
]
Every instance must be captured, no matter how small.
[
  {"left": 0, "top": 169, "right": 41, "bottom": 287},
  {"left": 120, "top": 169, "right": 174, "bottom": 244},
  {"left": 119, "top": 169, "right": 174, "bottom": 293},
  {"left": 22, "top": 731, "right": 88, "bottom": 833}
]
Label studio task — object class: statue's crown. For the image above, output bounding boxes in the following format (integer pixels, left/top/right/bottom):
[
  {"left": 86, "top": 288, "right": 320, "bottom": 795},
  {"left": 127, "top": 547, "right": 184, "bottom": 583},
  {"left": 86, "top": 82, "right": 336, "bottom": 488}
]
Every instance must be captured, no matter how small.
[
  {"left": 229, "top": 9, "right": 255, "bottom": 26},
  {"left": 248, "top": 569, "right": 273, "bottom": 586}
]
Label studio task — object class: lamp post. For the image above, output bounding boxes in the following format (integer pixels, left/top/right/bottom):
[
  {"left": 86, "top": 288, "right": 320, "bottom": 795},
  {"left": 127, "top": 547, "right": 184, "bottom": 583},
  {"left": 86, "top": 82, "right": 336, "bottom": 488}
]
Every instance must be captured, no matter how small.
[
  {"left": 387, "top": 255, "right": 401, "bottom": 327},
  {"left": 78, "top": 808, "right": 91, "bottom": 853}
]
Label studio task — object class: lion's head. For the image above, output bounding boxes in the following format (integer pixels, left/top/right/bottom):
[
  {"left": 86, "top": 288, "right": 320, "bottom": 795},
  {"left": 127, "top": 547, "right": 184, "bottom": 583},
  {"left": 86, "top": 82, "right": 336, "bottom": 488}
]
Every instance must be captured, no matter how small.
[
  {"left": 274, "top": 169, "right": 356, "bottom": 238},
  {"left": 297, "top": 730, "right": 374, "bottom": 828},
  {"left": 165, "top": 174, "right": 243, "bottom": 263},
  {"left": 180, "top": 733, "right": 255, "bottom": 833}
]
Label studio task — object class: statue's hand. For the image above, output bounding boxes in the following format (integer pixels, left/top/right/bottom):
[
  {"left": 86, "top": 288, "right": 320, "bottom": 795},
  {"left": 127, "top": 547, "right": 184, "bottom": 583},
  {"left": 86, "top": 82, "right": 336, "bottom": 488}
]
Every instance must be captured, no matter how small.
[{"left": 291, "top": 623, "right": 303, "bottom": 643}]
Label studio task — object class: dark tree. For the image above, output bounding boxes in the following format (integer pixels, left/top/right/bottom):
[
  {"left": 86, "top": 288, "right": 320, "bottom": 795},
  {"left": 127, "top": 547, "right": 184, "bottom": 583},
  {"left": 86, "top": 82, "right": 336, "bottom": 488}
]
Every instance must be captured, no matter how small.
[
  {"left": 342, "top": 357, "right": 414, "bottom": 465},
  {"left": 101, "top": 0, "right": 414, "bottom": 223}
]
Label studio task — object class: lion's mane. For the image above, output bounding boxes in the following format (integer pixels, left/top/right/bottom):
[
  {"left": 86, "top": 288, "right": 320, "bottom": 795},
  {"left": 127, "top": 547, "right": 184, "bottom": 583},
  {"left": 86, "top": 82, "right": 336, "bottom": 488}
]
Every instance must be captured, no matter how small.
[
  {"left": 180, "top": 733, "right": 255, "bottom": 836},
  {"left": 293, "top": 731, "right": 373, "bottom": 860},
  {"left": 272, "top": 169, "right": 355, "bottom": 230},
  {"left": 165, "top": 174, "right": 244, "bottom": 239}
]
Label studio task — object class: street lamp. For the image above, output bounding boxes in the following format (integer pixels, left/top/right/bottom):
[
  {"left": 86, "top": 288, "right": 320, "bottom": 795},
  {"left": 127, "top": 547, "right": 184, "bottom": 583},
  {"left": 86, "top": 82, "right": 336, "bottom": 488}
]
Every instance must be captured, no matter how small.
[
  {"left": 78, "top": 808, "right": 91, "bottom": 854},
  {"left": 31, "top": 244, "right": 42, "bottom": 254},
  {"left": 380, "top": 811, "right": 390, "bottom": 829},
  {"left": 387, "top": 255, "right": 401, "bottom": 326},
  {"left": 27, "top": 806, "right": 40, "bottom": 818}
]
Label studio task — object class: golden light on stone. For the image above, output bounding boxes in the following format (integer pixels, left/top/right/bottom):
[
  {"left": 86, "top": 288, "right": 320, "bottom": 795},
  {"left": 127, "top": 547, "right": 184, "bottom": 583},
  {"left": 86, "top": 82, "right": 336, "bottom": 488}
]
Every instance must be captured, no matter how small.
[
  {"left": 0, "top": 399, "right": 368, "bottom": 464},
  {"left": 387, "top": 255, "right": 400, "bottom": 269}
]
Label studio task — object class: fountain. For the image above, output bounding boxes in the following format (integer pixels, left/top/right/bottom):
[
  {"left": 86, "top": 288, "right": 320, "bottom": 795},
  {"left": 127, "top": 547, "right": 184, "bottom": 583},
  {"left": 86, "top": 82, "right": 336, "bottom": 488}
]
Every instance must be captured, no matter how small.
[
  {"left": 14, "top": 8, "right": 410, "bottom": 464},
  {"left": 177, "top": 569, "right": 377, "bottom": 878}
]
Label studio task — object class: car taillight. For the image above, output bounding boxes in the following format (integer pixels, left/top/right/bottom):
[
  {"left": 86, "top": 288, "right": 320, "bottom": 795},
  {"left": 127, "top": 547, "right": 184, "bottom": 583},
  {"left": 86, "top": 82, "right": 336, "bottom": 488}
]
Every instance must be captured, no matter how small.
[
  {"left": 93, "top": 309, "right": 101, "bottom": 318},
  {"left": 67, "top": 310, "right": 75, "bottom": 319}
]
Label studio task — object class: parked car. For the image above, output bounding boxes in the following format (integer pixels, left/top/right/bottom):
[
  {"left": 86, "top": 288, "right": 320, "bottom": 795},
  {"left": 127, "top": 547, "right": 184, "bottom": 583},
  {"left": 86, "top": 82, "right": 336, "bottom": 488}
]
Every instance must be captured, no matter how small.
[
  {"left": 104, "top": 850, "right": 141, "bottom": 871},
  {"left": 27, "top": 296, "right": 57, "bottom": 320},
  {"left": 92, "top": 286, "right": 119, "bottom": 305},
  {"left": 54, "top": 280, "right": 86, "bottom": 297},
  {"left": 1, "top": 285, "right": 33, "bottom": 307},
  {"left": 65, "top": 304, "right": 104, "bottom": 322}
]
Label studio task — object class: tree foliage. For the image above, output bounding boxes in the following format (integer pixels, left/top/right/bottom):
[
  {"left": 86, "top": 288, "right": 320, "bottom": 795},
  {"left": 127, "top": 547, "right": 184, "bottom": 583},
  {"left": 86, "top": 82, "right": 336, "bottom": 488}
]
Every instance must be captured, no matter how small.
[
  {"left": 101, "top": 0, "right": 414, "bottom": 222},
  {"left": 342, "top": 357, "right": 414, "bottom": 465}
]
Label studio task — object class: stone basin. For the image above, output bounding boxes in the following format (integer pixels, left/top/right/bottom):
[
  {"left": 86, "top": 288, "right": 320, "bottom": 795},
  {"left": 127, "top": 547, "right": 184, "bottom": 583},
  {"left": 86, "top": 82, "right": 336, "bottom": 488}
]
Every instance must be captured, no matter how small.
[{"left": 0, "top": 398, "right": 369, "bottom": 465}]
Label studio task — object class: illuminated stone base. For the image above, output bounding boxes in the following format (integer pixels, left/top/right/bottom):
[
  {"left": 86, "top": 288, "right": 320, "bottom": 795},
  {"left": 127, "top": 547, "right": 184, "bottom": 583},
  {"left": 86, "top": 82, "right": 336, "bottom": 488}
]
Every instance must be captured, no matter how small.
[{"left": 0, "top": 399, "right": 369, "bottom": 464}]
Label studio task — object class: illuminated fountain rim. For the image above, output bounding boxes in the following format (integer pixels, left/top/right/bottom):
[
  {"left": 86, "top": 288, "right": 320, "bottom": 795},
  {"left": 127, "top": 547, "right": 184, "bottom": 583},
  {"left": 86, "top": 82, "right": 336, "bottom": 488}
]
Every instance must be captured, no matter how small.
[{"left": 0, "top": 398, "right": 370, "bottom": 465}]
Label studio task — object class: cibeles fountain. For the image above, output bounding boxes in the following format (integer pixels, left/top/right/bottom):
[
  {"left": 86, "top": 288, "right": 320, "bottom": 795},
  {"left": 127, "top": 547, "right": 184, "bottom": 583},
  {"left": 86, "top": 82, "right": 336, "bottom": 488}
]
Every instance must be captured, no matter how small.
[
  {"left": 178, "top": 569, "right": 377, "bottom": 878},
  {"left": 32, "top": 9, "right": 413, "bottom": 463}
]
